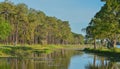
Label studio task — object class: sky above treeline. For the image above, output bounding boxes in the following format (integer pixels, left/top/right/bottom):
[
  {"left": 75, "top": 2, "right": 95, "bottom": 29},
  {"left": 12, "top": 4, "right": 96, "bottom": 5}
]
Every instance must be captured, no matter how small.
[{"left": 0, "top": 0, "right": 104, "bottom": 35}]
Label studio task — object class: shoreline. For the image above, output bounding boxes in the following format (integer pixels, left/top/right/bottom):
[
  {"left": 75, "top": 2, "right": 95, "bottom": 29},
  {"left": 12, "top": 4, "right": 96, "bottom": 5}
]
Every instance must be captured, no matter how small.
[
  {"left": 83, "top": 48, "right": 120, "bottom": 58},
  {"left": 0, "top": 45, "right": 85, "bottom": 57}
]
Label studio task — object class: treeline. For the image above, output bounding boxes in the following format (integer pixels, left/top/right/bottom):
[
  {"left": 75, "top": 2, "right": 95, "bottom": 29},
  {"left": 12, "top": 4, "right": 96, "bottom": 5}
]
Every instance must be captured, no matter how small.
[
  {"left": 0, "top": 1, "right": 84, "bottom": 45},
  {"left": 86, "top": 0, "right": 120, "bottom": 49}
]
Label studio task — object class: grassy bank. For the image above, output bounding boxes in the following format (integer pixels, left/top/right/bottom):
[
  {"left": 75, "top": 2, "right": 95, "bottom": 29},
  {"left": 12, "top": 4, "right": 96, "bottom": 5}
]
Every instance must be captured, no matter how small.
[
  {"left": 84, "top": 47, "right": 120, "bottom": 57},
  {"left": 0, "top": 44, "right": 85, "bottom": 57}
]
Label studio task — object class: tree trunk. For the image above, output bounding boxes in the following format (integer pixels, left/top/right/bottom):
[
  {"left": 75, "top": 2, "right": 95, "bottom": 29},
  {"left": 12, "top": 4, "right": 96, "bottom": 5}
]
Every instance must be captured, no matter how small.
[
  {"left": 112, "top": 34, "right": 117, "bottom": 48},
  {"left": 14, "top": 25, "right": 18, "bottom": 46},
  {"left": 94, "top": 38, "right": 96, "bottom": 49},
  {"left": 112, "top": 39, "right": 116, "bottom": 48}
]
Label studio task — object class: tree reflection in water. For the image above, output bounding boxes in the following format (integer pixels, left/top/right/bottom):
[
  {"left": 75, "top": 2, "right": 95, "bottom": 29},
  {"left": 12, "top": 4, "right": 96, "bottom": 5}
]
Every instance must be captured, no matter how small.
[
  {"left": 85, "top": 54, "right": 120, "bottom": 69},
  {"left": 0, "top": 50, "right": 120, "bottom": 69},
  {"left": 0, "top": 50, "right": 82, "bottom": 69}
]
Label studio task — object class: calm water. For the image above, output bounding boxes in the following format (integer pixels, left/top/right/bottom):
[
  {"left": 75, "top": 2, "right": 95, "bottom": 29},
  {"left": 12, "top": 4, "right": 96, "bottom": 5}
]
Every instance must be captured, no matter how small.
[
  {"left": 117, "top": 45, "right": 120, "bottom": 48},
  {"left": 0, "top": 50, "right": 120, "bottom": 69}
]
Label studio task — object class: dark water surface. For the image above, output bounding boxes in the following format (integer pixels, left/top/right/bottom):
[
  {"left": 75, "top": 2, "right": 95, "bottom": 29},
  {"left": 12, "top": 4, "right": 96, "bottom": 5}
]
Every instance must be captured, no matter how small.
[{"left": 0, "top": 50, "right": 120, "bottom": 69}]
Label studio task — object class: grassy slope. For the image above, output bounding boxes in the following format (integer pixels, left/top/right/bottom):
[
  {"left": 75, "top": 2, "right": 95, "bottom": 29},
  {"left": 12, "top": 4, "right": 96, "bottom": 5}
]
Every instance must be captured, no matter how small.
[
  {"left": 84, "top": 47, "right": 120, "bottom": 57},
  {"left": 0, "top": 44, "right": 85, "bottom": 57}
]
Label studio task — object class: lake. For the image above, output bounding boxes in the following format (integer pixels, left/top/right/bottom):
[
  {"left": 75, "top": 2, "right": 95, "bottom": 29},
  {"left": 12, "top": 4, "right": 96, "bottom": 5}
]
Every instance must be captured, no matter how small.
[
  {"left": 117, "top": 45, "right": 120, "bottom": 48},
  {"left": 0, "top": 49, "right": 120, "bottom": 69}
]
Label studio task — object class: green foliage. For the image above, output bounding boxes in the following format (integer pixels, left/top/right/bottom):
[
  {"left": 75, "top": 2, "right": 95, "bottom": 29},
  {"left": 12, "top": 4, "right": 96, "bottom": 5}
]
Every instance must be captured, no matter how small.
[
  {"left": 72, "top": 32, "right": 84, "bottom": 44},
  {"left": 86, "top": 0, "right": 120, "bottom": 48},
  {"left": 0, "top": 17, "right": 11, "bottom": 39},
  {"left": 0, "top": 1, "right": 84, "bottom": 45}
]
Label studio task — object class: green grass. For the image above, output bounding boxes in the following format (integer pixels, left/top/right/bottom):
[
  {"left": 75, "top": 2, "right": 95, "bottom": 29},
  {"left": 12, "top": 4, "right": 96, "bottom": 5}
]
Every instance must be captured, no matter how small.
[
  {"left": 84, "top": 47, "right": 120, "bottom": 57},
  {"left": 0, "top": 44, "right": 86, "bottom": 57}
]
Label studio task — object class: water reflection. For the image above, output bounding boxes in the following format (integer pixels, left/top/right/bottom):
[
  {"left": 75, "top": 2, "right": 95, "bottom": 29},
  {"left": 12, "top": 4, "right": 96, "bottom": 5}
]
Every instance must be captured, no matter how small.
[
  {"left": 85, "top": 55, "right": 120, "bottom": 69},
  {"left": 0, "top": 50, "right": 120, "bottom": 69},
  {"left": 0, "top": 50, "right": 78, "bottom": 69}
]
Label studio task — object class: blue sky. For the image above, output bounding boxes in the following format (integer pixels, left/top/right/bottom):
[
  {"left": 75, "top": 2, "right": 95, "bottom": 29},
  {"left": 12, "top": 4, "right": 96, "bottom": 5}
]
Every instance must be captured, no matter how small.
[{"left": 0, "top": 0, "right": 104, "bottom": 35}]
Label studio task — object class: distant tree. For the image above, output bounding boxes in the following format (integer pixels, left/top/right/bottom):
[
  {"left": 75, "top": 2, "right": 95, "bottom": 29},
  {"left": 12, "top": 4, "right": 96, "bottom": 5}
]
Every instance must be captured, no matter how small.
[{"left": 72, "top": 32, "right": 84, "bottom": 44}]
